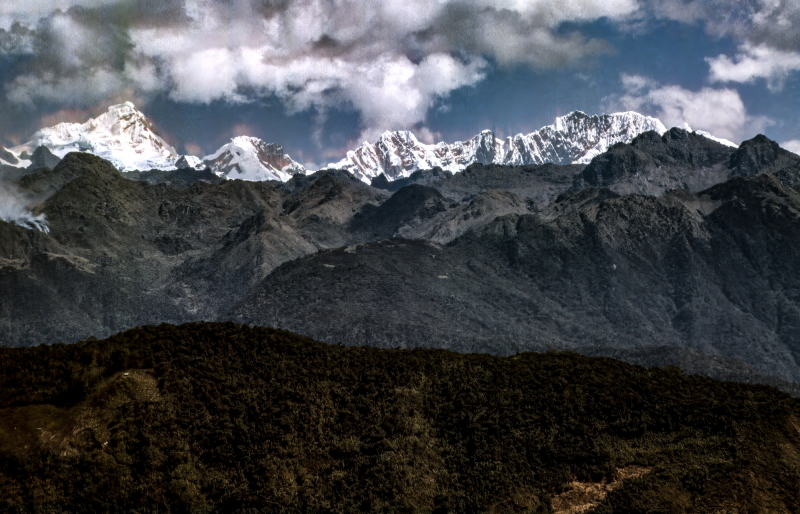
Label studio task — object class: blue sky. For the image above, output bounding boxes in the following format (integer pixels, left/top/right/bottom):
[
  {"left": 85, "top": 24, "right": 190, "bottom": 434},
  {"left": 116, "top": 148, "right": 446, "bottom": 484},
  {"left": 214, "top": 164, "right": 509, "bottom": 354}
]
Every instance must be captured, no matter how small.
[{"left": 0, "top": 0, "right": 799, "bottom": 167}]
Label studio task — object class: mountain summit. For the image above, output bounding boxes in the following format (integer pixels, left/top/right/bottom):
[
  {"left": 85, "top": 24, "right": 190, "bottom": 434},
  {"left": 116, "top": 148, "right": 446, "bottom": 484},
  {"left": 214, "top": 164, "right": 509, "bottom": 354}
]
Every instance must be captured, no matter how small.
[
  {"left": 202, "top": 136, "right": 306, "bottom": 181},
  {"left": 330, "top": 111, "right": 668, "bottom": 182},
  {"left": 12, "top": 102, "right": 178, "bottom": 172}
]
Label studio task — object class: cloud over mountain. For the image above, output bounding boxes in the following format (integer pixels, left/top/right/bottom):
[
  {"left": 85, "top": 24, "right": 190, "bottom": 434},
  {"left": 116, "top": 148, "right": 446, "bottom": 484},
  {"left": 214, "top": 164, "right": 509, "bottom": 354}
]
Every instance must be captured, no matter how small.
[
  {"left": 0, "top": 0, "right": 638, "bottom": 142},
  {"left": 706, "top": 43, "right": 800, "bottom": 92},
  {"left": 607, "top": 73, "right": 773, "bottom": 143},
  {"left": 0, "top": 0, "right": 798, "bottom": 158},
  {"left": 650, "top": 0, "right": 800, "bottom": 91}
]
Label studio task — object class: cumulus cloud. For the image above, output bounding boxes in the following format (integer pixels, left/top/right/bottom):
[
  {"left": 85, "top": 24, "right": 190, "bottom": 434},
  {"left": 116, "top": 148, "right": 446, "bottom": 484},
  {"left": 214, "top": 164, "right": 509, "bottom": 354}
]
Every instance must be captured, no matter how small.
[
  {"left": 648, "top": 0, "right": 800, "bottom": 50},
  {"left": 608, "top": 73, "right": 773, "bottom": 143},
  {"left": 0, "top": 0, "right": 640, "bottom": 142},
  {"left": 647, "top": 0, "right": 800, "bottom": 91},
  {"left": 783, "top": 140, "right": 800, "bottom": 156},
  {"left": 707, "top": 43, "right": 800, "bottom": 91}
]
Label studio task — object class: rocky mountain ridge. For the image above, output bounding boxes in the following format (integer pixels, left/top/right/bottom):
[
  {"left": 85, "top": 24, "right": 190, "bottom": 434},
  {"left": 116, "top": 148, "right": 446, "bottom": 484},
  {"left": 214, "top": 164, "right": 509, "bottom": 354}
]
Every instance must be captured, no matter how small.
[
  {"left": 331, "top": 111, "right": 667, "bottom": 182},
  {"left": 2, "top": 132, "right": 800, "bottom": 394}
]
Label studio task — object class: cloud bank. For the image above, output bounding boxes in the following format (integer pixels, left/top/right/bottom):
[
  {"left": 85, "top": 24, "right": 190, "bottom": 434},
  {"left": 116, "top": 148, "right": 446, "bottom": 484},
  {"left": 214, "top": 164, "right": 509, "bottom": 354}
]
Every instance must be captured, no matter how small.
[
  {"left": 707, "top": 43, "right": 800, "bottom": 92},
  {"left": 783, "top": 140, "right": 800, "bottom": 156},
  {"left": 0, "top": 0, "right": 640, "bottom": 142},
  {"left": 650, "top": 0, "right": 800, "bottom": 91},
  {"left": 1, "top": 0, "right": 797, "bottom": 149},
  {"left": 609, "top": 73, "right": 773, "bottom": 143}
]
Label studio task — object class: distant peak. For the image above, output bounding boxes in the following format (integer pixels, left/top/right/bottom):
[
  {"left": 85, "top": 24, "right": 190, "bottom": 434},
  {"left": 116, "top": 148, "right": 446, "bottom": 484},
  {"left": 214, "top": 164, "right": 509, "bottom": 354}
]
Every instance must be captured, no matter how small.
[
  {"left": 379, "top": 130, "right": 416, "bottom": 139},
  {"left": 10, "top": 101, "right": 177, "bottom": 171},
  {"left": 231, "top": 135, "right": 261, "bottom": 144},
  {"left": 107, "top": 102, "right": 141, "bottom": 115},
  {"left": 229, "top": 136, "right": 285, "bottom": 152}
]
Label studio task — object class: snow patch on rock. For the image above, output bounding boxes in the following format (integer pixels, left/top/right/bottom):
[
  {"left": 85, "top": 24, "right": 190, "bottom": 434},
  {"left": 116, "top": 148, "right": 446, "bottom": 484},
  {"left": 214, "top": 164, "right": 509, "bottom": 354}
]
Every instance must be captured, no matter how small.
[
  {"left": 330, "top": 111, "right": 669, "bottom": 183},
  {"left": 202, "top": 136, "right": 306, "bottom": 182}
]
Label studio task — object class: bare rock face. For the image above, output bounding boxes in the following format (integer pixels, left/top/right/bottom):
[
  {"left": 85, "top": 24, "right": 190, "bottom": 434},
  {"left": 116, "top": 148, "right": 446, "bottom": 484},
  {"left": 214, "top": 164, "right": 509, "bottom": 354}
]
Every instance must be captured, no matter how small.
[
  {"left": 574, "top": 128, "right": 736, "bottom": 195},
  {"left": 0, "top": 145, "right": 19, "bottom": 165},
  {"left": 26, "top": 146, "right": 61, "bottom": 171},
  {"left": 121, "top": 167, "right": 224, "bottom": 189},
  {"left": 573, "top": 130, "right": 800, "bottom": 197},
  {"left": 174, "top": 155, "right": 194, "bottom": 169},
  {"left": 728, "top": 134, "right": 800, "bottom": 185}
]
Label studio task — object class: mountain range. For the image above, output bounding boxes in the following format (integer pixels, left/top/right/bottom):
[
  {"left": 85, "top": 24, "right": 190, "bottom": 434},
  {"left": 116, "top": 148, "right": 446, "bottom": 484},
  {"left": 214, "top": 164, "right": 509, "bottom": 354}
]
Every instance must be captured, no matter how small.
[
  {"left": 330, "top": 111, "right": 668, "bottom": 182},
  {"left": 0, "top": 103, "right": 721, "bottom": 183},
  {"left": 2, "top": 124, "right": 800, "bottom": 395},
  {"left": 0, "top": 103, "right": 303, "bottom": 179}
]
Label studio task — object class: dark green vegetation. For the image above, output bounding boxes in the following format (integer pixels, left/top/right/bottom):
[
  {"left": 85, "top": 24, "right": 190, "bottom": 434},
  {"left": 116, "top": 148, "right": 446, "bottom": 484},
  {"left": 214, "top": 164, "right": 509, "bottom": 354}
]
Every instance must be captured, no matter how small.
[{"left": 2, "top": 322, "right": 800, "bottom": 513}]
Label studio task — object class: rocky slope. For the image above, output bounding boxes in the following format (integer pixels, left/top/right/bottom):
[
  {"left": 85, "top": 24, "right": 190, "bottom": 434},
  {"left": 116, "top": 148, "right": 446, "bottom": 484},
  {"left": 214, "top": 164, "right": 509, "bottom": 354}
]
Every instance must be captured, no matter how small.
[
  {"left": 331, "top": 111, "right": 667, "bottom": 182},
  {"left": 0, "top": 153, "right": 394, "bottom": 346},
  {"left": 230, "top": 172, "right": 800, "bottom": 388},
  {"left": 0, "top": 144, "right": 27, "bottom": 167},
  {"left": 573, "top": 129, "right": 800, "bottom": 197},
  {"left": 1, "top": 322, "right": 799, "bottom": 513},
  {"left": 3, "top": 133, "right": 800, "bottom": 393}
]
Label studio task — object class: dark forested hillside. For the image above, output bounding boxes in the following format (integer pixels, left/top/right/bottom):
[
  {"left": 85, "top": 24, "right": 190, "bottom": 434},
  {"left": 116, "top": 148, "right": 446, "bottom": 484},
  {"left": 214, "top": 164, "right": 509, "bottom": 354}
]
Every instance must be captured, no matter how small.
[{"left": 1, "top": 322, "right": 799, "bottom": 513}]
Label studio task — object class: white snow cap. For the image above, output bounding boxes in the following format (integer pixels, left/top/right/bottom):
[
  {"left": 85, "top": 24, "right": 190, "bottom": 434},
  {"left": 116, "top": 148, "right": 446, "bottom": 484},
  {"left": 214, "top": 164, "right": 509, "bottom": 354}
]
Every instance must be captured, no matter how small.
[
  {"left": 681, "top": 122, "right": 738, "bottom": 148},
  {"left": 202, "top": 136, "right": 306, "bottom": 182},
  {"left": 12, "top": 102, "right": 178, "bottom": 172},
  {"left": 330, "top": 111, "right": 668, "bottom": 183}
]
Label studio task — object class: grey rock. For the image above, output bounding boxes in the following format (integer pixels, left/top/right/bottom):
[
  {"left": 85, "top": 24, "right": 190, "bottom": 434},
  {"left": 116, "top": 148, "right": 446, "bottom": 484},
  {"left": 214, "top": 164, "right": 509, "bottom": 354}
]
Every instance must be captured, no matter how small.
[{"left": 27, "top": 146, "right": 62, "bottom": 171}]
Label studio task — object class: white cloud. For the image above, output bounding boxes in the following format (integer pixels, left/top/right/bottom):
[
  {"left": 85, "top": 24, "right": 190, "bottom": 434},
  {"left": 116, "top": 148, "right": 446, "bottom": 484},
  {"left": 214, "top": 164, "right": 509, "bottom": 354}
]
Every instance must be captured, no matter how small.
[
  {"left": 170, "top": 47, "right": 244, "bottom": 103},
  {"left": 620, "top": 73, "right": 657, "bottom": 94},
  {"left": 647, "top": 0, "right": 800, "bottom": 94},
  {"left": 0, "top": 0, "right": 117, "bottom": 29},
  {"left": 0, "top": 0, "right": 638, "bottom": 143},
  {"left": 648, "top": 0, "right": 800, "bottom": 50},
  {"left": 471, "top": 0, "right": 640, "bottom": 26},
  {"left": 416, "top": 127, "right": 442, "bottom": 145},
  {"left": 6, "top": 68, "right": 127, "bottom": 106},
  {"left": 707, "top": 43, "right": 800, "bottom": 92},
  {"left": 609, "top": 74, "right": 773, "bottom": 143},
  {"left": 782, "top": 140, "right": 800, "bottom": 156}
]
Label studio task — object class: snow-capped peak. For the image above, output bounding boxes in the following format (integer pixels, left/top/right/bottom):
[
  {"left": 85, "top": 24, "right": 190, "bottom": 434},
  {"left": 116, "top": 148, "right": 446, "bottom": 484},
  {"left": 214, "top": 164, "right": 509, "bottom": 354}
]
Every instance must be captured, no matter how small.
[
  {"left": 681, "top": 123, "right": 738, "bottom": 148},
  {"left": 330, "top": 111, "right": 670, "bottom": 183},
  {"left": 12, "top": 102, "right": 178, "bottom": 172},
  {"left": 202, "top": 136, "right": 306, "bottom": 182}
]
